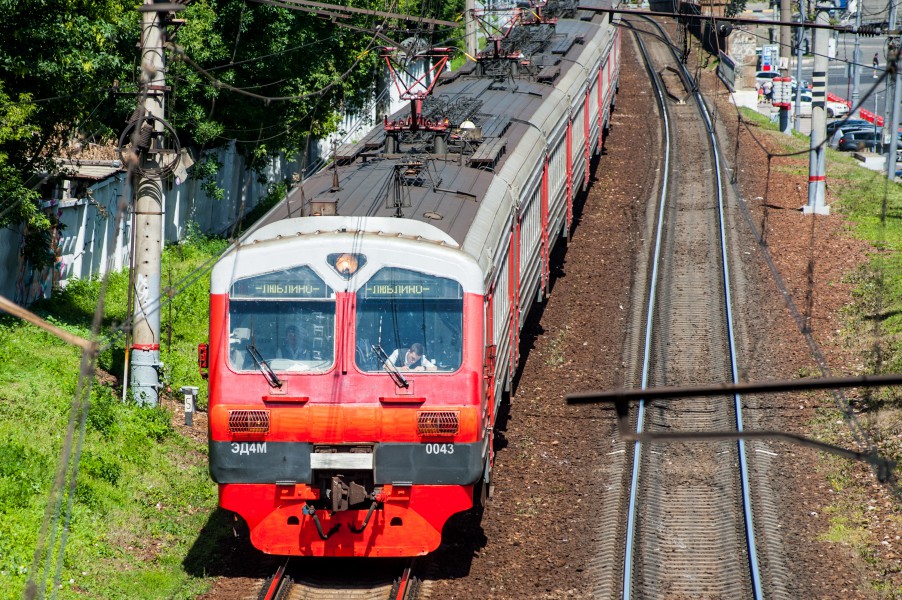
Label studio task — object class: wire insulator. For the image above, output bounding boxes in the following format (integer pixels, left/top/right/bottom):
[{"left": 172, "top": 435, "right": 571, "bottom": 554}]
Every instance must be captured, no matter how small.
[{"left": 858, "top": 24, "right": 882, "bottom": 37}]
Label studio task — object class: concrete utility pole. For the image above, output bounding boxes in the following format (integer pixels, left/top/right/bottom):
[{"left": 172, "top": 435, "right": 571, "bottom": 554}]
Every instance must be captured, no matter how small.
[
  {"left": 129, "top": 0, "right": 168, "bottom": 405},
  {"left": 885, "top": 1, "right": 900, "bottom": 180},
  {"left": 794, "top": 0, "right": 807, "bottom": 131},
  {"left": 806, "top": 6, "right": 830, "bottom": 214},
  {"left": 466, "top": 0, "right": 477, "bottom": 57},
  {"left": 887, "top": 48, "right": 902, "bottom": 179},
  {"left": 780, "top": 0, "right": 792, "bottom": 66}
]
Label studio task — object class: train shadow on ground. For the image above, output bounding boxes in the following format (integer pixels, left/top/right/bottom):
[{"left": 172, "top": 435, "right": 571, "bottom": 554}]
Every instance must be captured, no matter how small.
[
  {"left": 509, "top": 143, "right": 604, "bottom": 396},
  {"left": 183, "top": 507, "right": 281, "bottom": 579}
]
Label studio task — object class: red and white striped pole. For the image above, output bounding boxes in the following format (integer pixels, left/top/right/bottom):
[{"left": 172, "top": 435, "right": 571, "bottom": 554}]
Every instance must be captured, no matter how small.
[{"left": 772, "top": 76, "right": 792, "bottom": 135}]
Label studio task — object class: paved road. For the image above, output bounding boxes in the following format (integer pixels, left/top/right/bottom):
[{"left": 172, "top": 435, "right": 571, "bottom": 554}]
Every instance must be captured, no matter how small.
[
  {"left": 825, "top": 34, "right": 888, "bottom": 110},
  {"left": 747, "top": 1, "right": 893, "bottom": 113}
]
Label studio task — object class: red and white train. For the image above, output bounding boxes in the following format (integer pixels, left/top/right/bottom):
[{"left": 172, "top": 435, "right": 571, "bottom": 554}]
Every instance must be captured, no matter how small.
[{"left": 202, "top": 1, "right": 621, "bottom": 557}]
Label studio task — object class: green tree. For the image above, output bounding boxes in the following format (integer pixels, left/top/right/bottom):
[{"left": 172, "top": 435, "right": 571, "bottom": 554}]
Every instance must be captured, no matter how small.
[
  {"left": 0, "top": 0, "right": 465, "bottom": 266},
  {"left": 0, "top": 0, "right": 138, "bottom": 268},
  {"left": 170, "top": 0, "right": 394, "bottom": 167}
]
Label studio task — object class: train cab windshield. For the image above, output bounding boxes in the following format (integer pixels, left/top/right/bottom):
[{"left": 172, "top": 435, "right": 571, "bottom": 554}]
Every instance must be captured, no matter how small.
[
  {"left": 228, "top": 266, "right": 336, "bottom": 372},
  {"left": 355, "top": 267, "right": 463, "bottom": 373}
]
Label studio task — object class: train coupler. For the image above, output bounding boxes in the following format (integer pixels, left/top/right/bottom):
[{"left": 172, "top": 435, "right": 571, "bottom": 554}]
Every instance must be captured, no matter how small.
[
  {"left": 349, "top": 501, "right": 382, "bottom": 533},
  {"left": 302, "top": 504, "right": 340, "bottom": 540}
]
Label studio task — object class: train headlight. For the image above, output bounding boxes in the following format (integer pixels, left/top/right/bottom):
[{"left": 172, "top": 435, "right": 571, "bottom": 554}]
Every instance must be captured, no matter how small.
[
  {"left": 328, "top": 253, "right": 366, "bottom": 278},
  {"left": 417, "top": 410, "right": 460, "bottom": 436}
]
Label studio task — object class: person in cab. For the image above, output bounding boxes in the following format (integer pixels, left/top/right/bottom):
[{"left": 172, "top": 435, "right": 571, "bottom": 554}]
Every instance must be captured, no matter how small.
[
  {"left": 386, "top": 342, "right": 436, "bottom": 371},
  {"left": 277, "top": 325, "right": 308, "bottom": 360}
]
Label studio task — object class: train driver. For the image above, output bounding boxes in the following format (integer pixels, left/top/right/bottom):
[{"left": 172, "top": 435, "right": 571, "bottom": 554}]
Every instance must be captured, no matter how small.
[
  {"left": 277, "top": 325, "right": 309, "bottom": 360},
  {"left": 385, "top": 342, "right": 436, "bottom": 371}
]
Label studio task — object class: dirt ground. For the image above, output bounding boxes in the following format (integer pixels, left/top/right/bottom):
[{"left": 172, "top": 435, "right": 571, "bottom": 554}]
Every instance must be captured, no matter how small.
[{"left": 197, "top": 25, "right": 902, "bottom": 600}]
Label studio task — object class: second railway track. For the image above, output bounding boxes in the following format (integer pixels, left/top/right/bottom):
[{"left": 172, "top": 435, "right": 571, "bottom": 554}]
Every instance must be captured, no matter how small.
[{"left": 597, "top": 16, "right": 796, "bottom": 600}]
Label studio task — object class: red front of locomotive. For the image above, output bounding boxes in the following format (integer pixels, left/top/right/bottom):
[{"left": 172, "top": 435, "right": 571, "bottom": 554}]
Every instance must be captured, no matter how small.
[{"left": 205, "top": 219, "right": 490, "bottom": 557}]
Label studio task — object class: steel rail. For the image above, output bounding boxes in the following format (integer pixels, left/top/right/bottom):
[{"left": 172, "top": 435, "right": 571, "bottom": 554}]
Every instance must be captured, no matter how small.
[
  {"left": 260, "top": 559, "right": 291, "bottom": 600},
  {"left": 619, "top": 16, "right": 764, "bottom": 600},
  {"left": 642, "top": 15, "right": 764, "bottom": 600},
  {"left": 620, "top": 24, "right": 671, "bottom": 600}
]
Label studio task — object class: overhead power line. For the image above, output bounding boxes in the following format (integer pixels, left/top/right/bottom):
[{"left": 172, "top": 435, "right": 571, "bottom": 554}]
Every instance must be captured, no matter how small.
[
  {"left": 249, "top": 0, "right": 459, "bottom": 28},
  {"left": 578, "top": 5, "right": 887, "bottom": 34}
]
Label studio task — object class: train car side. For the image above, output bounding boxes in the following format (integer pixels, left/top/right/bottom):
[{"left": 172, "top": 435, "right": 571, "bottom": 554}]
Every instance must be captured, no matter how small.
[{"left": 204, "top": 4, "right": 622, "bottom": 558}]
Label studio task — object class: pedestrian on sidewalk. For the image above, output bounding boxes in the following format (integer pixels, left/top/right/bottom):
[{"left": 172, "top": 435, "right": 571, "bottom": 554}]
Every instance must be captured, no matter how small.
[{"left": 874, "top": 52, "right": 880, "bottom": 77}]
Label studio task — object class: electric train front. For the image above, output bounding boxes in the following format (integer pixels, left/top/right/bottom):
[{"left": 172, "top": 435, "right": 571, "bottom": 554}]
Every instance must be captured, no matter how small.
[{"left": 204, "top": 218, "right": 491, "bottom": 557}]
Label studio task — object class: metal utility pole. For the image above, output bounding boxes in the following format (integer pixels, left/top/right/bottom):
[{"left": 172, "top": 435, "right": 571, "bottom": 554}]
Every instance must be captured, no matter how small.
[
  {"left": 466, "top": 0, "right": 477, "bottom": 57},
  {"left": 850, "top": 1, "right": 863, "bottom": 110},
  {"left": 779, "top": 0, "right": 794, "bottom": 133},
  {"left": 806, "top": 6, "right": 830, "bottom": 214},
  {"left": 129, "top": 0, "right": 168, "bottom": 405}
]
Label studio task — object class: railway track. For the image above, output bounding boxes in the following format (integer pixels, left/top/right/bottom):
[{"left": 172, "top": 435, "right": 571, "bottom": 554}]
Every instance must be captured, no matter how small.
[
  {"left": 589, "top": 17, "right": 794, "bottom": 600},
  {"left": 624, "top": 18, "right": 758, "bottom": 598},
  {"left": 255, "top": 559, "right": 427, "bottom": 600}
]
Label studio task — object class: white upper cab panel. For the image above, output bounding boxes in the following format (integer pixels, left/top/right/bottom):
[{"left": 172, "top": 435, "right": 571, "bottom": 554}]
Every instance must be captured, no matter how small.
[{"left": 211, "top": 217, "right": 485, "bottom": 296}]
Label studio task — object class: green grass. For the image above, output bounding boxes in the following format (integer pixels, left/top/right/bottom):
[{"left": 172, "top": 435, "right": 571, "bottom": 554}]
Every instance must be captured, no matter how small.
[
  {"left": 743, "top": 113, "right": 902, "bottom": 591},
  {"left": 827, "top": 147, "right": 902, "bottom": 384},
  {"left": 545, "top": 327, "right": 570, "bottom": 367},
  {"left": 0, "top": 227, "right": 229, "bottom": 599}
]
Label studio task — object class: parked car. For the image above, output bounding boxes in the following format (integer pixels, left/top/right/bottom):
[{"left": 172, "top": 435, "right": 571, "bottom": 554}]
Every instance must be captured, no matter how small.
[
  {"left": 796, "top": 92, "right": 850, "bottom": 117},
  {"left": 756, "top": 70, "right": 781, "bottom": 86},
  {"left": 827, "top": 118, "right": 873, "bottom": 138},
  {"left": 836, "top": 130, "right": 883, "bottom": 152},
  {"left": 826, "top": 99, "right": 850, "bottom": 118},
  {"left": 795, "top": 93, "right": 852, "bottom": 118},
  {"left": 830, "top": 126, "right": 879, "bottom": 149}
]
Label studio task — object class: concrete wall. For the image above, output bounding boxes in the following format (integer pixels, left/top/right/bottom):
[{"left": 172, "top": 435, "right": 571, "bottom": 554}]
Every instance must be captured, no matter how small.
[
  {"left": 4, "top": 145, "right": 299, "bottom": 305},
  {"left": 729, "top": 28, "right": 760, "bottom": 90}
]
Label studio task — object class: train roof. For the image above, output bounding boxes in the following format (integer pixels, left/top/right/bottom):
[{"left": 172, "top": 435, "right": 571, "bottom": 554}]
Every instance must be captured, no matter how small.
[{"left": 251, "top": 1, "right": 617, "bottom": 279}]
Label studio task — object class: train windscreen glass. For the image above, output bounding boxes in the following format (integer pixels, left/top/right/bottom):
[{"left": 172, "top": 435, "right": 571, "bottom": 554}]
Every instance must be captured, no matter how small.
[
  {"left": 355, "top": 267, "right": 463, "bottom": 373},
  {"left": 228, "top": 266, "right": 335, "bottom": 372}
]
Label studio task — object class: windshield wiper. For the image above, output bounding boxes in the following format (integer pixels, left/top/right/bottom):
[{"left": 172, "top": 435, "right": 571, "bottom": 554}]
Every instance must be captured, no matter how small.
[
  {"left": 247, "top": 343, "right": 283, "bottom": 388},
  {"left": 372, "top": 344, "right": 409, "bottom": 389}
]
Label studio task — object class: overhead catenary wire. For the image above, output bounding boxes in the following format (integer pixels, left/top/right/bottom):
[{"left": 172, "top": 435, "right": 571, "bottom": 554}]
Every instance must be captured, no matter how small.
[
  {"left": 4, "top": 8, "right": 898, "bottom": 594},
  {"left": 6, "top": 1, "right": 408, "bottom": 347}
]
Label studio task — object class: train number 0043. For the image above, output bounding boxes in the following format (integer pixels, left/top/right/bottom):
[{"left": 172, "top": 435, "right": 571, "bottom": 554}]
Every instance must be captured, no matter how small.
[{"left": 424, "top": 443, "right": 455, "bottom": 455}]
